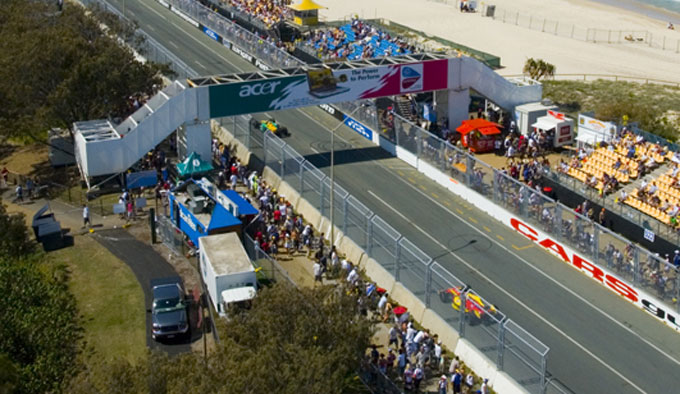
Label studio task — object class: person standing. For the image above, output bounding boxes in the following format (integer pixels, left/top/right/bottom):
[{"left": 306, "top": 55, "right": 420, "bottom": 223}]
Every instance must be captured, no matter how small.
[
  {"left": 438, "top": 375, "right": 448, "bottom": 394},
  {"left": 413, "top": 365, "right": 424, "bottom": 392},
  {"left": 313, "top": 260, "right": 323, "bottom": 284},
  {"left": 452, "top": 369, "right": 462, "bottom": 394},
  {"left": 15, "top": 184, "right": 23, "bottom": 202},
  {"left": 480, "top": 378, "right": 489, "bottom": 394},
  {"left": 83, "top": 204, "right": 91, "bottom": 228}
]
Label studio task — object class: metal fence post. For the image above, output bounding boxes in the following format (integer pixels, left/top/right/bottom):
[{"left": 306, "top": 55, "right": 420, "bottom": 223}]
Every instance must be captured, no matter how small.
[
  {"left": 395, "top": 236, "right": 402, "bottom": 282},
  {"left": 320, "top": 177, "right": 326, "bottom": 216},
  {"left": 366, "top": 217, "right": 373, "bottom": 256},
  {"left": 459, "top": 291, "right": 466, "bottom": 337},
  {"left": 425, "top": 268, "right": 432, "bottom": 308},
  {"left": 592, "top": 225, "right": 599, "bottom": 262},
  {"left": 280, "top": 144, "right": 286, "bottom": 177},
  {"left": 299, "top": 161, "right": 305, "bottom": 195},
  {"left": 497, "top": 320, "right": 506, "bottom": 370},
  {"left": 343, "top": 196, "right": 348, "bottom": 235},
  {"left": 540, "top": 352, "right": 548, "bottom": 394},
  {"left": 263, "top": 131, "right": 268, "bottom": 165}
]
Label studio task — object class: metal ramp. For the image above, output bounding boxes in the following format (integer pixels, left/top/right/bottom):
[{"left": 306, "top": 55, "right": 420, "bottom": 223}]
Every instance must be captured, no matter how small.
[{"left": 74, "top": 80, "right": 210, "bottom": 186}]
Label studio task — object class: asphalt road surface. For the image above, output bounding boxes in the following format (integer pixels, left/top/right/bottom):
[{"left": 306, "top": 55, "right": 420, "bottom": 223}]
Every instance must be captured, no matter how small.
[
  {"left": 100, "top": 1, "right": 680, "bottom": 392},
  {"left": 94, "top": 229, "right": 194, "bottom": 355}
]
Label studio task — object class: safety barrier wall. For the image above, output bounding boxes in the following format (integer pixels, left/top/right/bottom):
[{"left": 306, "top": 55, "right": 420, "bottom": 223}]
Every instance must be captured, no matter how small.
[
  {"left": 344, "top": 101, "right": 680, "bottom": 328},
  {"left": 215, "top": 115, "right": 552, "bottom": 394}
]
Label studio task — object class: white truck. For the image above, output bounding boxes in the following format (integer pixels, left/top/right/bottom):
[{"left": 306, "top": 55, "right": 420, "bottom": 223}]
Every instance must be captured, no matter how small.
[{"left": 199, "top": 232, "right": 257, "bottom": 317}]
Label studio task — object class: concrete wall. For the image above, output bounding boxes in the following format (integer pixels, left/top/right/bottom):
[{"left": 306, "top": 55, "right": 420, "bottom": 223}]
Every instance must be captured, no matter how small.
[{"left": 213, "top": 122, "right": 530, "bottom": 393}]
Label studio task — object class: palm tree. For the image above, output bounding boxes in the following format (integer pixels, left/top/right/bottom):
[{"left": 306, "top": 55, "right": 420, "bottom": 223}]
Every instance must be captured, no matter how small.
[{"left": 523, "top": 58, "right": 556, "bottom": 80}]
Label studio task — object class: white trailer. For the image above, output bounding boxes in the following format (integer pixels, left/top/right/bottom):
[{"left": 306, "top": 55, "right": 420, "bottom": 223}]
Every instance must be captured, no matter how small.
[
  {"left": 514, "top": 101, "right": 558, "bottom": 136},
  {"left": 532, "top": 110, "right": 575, "bottom": 148},
  {"left": 199, "top": 232, "right": 257, "bottom": 317}
]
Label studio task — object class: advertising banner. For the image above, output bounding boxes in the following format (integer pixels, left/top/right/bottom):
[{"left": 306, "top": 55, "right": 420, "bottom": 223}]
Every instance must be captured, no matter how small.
[{"left": 208, "top": 59, "right": 449, "bottom": 118}]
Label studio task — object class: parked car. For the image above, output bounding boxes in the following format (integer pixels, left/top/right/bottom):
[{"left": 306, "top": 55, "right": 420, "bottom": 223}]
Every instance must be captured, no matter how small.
[{"left": 150, "top": 279, "right": 189, "bottom": 340}]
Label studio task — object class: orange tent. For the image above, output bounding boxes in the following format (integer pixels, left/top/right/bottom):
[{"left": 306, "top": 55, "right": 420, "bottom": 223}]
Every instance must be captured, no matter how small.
[
  {"left": 456, "top": 119, "right": 502, "bottom": 136},
  {"left": 456, "top": 119, "right": 502, "bottom": 153}
]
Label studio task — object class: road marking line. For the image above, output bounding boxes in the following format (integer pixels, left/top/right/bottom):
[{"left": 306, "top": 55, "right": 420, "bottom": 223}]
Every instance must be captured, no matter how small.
[
  {"left": 483, "top": 226, "right": 491, "bottom": 232},
  {"left": 367, "top": 190, "right": 646, "bottom": 393},
  {"left": 147, "top": 25, "right": 156, "bottom": 32},
  {"left": 240, "top": 73, "right": 679, "bottom": 373},
  {"left": 512, "top": 244, "right": 534, "bottom": 251},
  {"left": 370, "top": 164, "right": 680, "bottom": 371},
  {"left": 290, "top": 91, "right": 677, "bottom": 370},
  {"left": 496, "top": 235, "right": 504, "bottom": 241},
  {"left": 468, "top": 217, "right": 478, "bottom": 224},
  {"left": 194, "top": 60, "right": 207, "bottom": 70},
  {"left": 139, "top": 1, "right": 167, "bottom": 20},
  {"left": 168, "top": 40, "right": 179, "bottom": 49},
  {"left": 431, "top": 192, "right": 439, "bottom": 199},
  {"left": 309, "top": 147, "right": 321, "bottom": 154}
]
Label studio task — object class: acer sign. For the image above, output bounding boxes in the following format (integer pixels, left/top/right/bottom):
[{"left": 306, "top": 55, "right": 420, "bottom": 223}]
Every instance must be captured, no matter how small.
[{"left": 509, "top": 218, "right": 680, "bottom": 331}]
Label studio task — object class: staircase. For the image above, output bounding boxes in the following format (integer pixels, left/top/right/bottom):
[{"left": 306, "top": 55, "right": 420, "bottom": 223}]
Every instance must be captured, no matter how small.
[
  {"left": 74, "top": 81, "right": 208, "bottom": 180},
  {"left": 395, "top": 96, "right": 418, "bottom": 123}
]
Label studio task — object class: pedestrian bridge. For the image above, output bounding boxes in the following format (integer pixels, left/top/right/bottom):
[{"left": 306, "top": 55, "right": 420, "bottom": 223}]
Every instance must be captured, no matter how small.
[{"left": 74, "top": 53, "right": 541, "bottom": 187}]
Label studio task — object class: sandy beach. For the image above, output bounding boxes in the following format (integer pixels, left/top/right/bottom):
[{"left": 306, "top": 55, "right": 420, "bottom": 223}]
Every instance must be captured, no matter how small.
[{"left": 315, "top": 0, "right": 680, "bottom": 82}]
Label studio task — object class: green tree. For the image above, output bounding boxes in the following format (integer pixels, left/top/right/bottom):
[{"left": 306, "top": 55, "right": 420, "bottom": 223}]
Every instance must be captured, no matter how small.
[
  {"left": 71, "top": 283, "right": 376, "bottom": 394},
  {"left": 0, "top": 0, "right": 166, "bottom": 142},
  {"left": 0, "top": 200, "right": 81, "bottom": 393},
  {"left": 523, "top": 58, "right": 556, "bottom": 81},
  {"left": 0, "top": 201, "right": 35, "bottom": 259}
]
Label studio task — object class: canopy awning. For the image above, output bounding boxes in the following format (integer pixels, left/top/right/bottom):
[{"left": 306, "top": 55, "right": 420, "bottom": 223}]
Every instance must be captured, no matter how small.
[
  {"left": 221, "top": 286, "right": 257, "bottom": 304},
  {"left": 222, "top": 189, "right": 259, "bottom": 216},
  {"left": 532, "top": 118, "right": 559, "bottom": 131},
  {"left": 456, "top": 119, "right": 502, "bottom": 136},
  {"left": 176, "top": 152, "right": 213, "bottom": 177},
  {"left": 288, "top": 0, "right": 326, "bottom": 11}
]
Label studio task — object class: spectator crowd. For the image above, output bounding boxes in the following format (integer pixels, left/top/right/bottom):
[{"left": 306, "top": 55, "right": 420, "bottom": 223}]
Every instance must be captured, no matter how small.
[{"left": 224, "top": 0, "right": 293, "bottom": 28}]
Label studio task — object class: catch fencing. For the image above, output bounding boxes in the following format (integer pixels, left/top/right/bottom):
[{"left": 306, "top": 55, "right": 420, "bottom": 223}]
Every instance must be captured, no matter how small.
[
  {"left": 334, "top": 96, "right": 680, "bottom": 317},
  {"left": 222, "top": 115, "right": 552, "bottom": 394},
  {"left": 80, "top": 0, "right": 199, "bottom": 80},
  {"left": 164, "top": 0, "right": 304, "bottom": 70}
]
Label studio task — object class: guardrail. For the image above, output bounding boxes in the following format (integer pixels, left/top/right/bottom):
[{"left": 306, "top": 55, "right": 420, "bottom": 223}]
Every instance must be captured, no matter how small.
[{"left": 218, "top": 114, "right": 552, "bottom": 394}]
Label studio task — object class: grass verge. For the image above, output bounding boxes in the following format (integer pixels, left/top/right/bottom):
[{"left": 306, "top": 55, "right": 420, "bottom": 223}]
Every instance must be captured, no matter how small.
[{"left": 49, "top": 235, "right": 146, "bottom": 365}]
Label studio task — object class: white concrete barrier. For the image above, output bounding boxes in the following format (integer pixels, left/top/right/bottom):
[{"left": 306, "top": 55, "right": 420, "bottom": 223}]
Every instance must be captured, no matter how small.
[
  {"left": 390, "top": 282, "right": 427, "bottom": 323},
  {"left": 337, "top": 235, "right": 365, "bottom": 268},
  {"left": 454, "top": 339, "right": 529, "bottom": 394},
  {"left": 420, "top": 308, "right": 460, "bottom": 352},
  {"left": 362, "top": 257, "right": 396, "bottom": 295},
  {"left": 213, "top": 123, "right": 528, "bottom": 393}
]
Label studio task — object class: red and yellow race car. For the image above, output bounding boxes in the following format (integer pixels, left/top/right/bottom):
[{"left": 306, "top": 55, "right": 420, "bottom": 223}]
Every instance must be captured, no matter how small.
[{"left": 439, "top": 286, "right": 500, "bottom": 324}]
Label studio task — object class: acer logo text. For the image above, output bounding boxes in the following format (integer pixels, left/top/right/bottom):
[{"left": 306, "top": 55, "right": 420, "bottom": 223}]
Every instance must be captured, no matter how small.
[{"left": 239, "top": 81, "right": 281, "bottom": 97}]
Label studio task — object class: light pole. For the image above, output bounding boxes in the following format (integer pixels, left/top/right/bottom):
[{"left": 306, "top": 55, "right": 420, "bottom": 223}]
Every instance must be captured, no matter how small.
[{"left": 329, "top": 103, "right": 368, "bottom": 249}]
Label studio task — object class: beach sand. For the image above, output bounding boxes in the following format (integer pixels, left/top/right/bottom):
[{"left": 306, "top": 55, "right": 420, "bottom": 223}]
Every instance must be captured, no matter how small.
[{"left": 315, "top": 0, "right": 680, "bottom": 82}]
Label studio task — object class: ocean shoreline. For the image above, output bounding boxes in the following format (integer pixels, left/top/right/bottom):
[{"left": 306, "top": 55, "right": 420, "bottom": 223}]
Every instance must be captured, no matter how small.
[{"left": 581, "top": 0, "right": 680, "bottom": 24}]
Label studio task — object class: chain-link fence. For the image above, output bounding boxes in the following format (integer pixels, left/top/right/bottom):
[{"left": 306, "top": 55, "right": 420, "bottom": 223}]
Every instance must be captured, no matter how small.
[
  {"left": 356, "top": 104, "right": 680, "bottom": 317},
  {"left": 482, "top": 4, "right": 680, "bottom": 54},
  {"left": 243, "top": 234, "right": 297, "bottom": 287},
  {"left": 81, "top": 0, "right": 199, "bottom": 79},
  {"left": 220, "top": 116, "right": 551, "bottom": 393},
  {"left": 164, "top": 0, "right": 304, "bottom": 69},
  {"left": 157, "top": 214, "right": 185, "bottom": 255}
]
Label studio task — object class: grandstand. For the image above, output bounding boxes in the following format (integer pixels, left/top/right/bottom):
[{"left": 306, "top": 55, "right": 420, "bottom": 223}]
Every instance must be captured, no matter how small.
[{"left": 305, "top": 19, "right": 416, "bottom": 60}]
